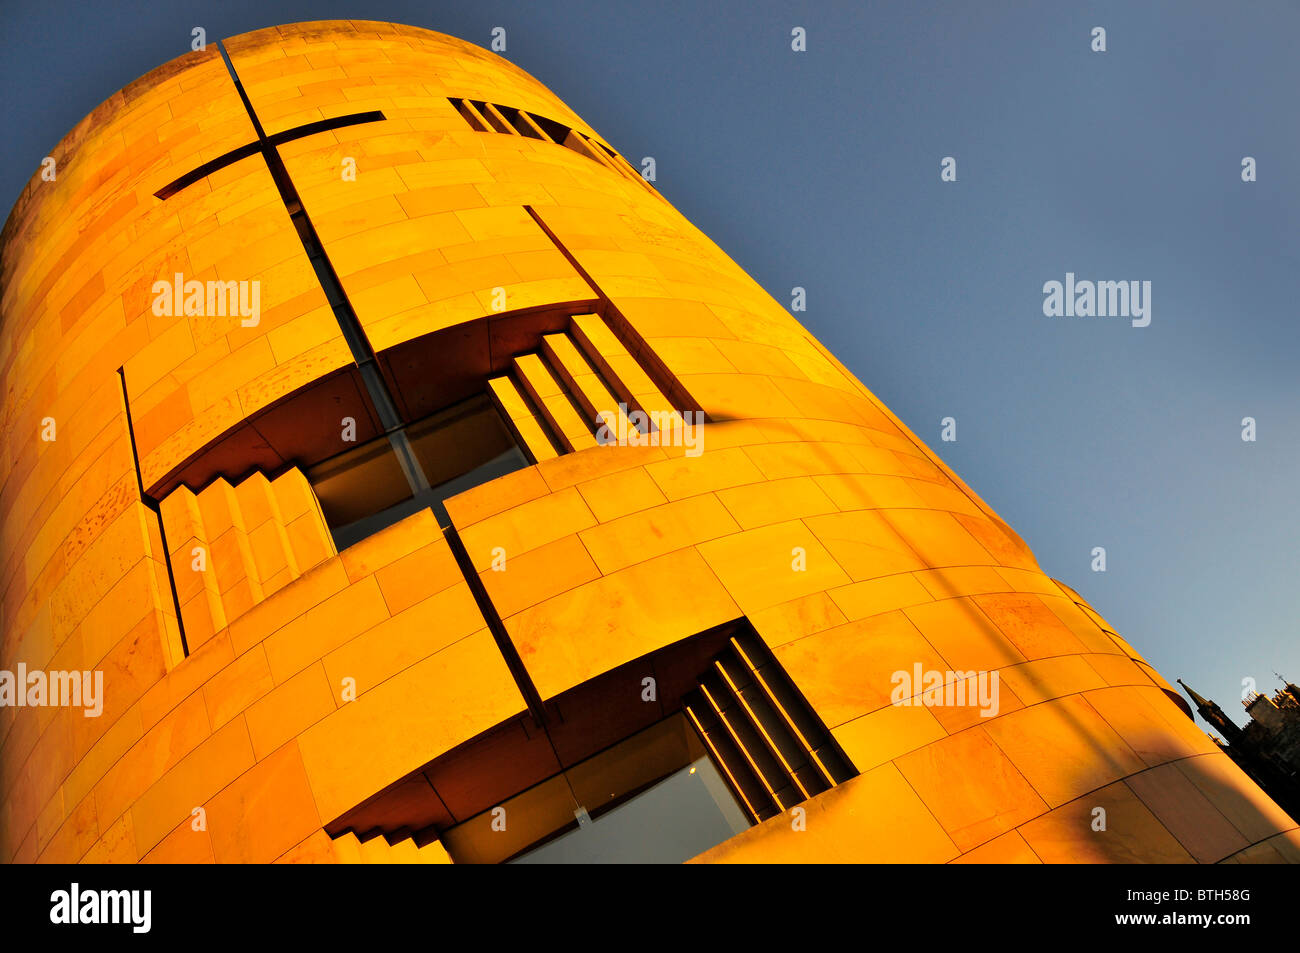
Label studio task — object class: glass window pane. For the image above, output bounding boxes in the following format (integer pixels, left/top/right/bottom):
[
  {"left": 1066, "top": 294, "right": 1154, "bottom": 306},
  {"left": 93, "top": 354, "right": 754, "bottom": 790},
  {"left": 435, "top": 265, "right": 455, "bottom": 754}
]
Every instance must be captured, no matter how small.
[
  {"left": 509, "top": 756, "right": 750, "bottom": 864},
  {"left": 440, "top": 714, "right": 751, "bottom": 864},
  {"left": 407, "top": 394, "right": 529, "bottom": 527},
  {"left": 304, "top": 392, "right": 531, "bottom": 549},
  {"left": 406, "top": 393, "right": 518, "bottom": 487},
  {"left": 306, "top": 434, "right": 413, "bottom": 529}
]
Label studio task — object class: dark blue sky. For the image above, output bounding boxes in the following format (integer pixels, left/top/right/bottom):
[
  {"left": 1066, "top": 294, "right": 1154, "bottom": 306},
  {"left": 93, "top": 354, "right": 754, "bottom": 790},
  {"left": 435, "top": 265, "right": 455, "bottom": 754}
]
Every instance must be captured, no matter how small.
[{"left": 3, "top": 0, "right": 1297, "bottom": 729}]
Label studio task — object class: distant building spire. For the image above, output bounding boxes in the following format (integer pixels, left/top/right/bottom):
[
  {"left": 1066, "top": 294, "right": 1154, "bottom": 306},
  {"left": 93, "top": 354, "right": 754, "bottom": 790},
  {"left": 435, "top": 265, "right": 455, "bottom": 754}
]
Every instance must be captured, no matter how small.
[
  {"left": 1177, "top": 679, "right": 1212, "bottom": 710},
  {"left": 1178, "top": 679, "right": 1244, "bottom": 744},
  {"left": 1179, "top": 677, "right": 1300, "bottom": 825}
]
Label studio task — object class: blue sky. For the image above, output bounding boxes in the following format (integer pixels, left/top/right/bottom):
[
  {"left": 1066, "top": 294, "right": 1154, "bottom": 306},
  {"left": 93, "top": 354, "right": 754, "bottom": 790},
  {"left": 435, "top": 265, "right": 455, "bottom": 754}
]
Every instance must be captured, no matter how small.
[{"left": 3, "top": 0, "right": 1297, "bottom": 729}]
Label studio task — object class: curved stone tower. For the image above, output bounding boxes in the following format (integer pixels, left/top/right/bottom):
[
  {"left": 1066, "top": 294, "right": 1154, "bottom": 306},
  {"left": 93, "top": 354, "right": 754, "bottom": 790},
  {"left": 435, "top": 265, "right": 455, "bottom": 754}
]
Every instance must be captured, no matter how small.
[{"left": 1, "top": 20, "right": 1296, "bottom": 864}]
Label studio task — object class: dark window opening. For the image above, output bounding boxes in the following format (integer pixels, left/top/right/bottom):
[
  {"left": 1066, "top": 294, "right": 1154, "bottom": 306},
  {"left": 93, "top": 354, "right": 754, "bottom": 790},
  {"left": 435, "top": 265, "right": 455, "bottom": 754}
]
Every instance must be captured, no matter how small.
[
  {"left": 525, "top": 111, "right": 571, "bottom": 145},
  {"left": 447, "top": 97, "right": 652, "bottom": 192},
  {"left": 491, "top": 103, "right": 546, "bottom": 140},
  {"left": 511, "top": 751, "right": 748, "bottom": 864},
  {"left": 306, "top": 393, "right": 529, "bottom": 550},
  {"left": 406, "top": 393, "right": 524, "bottom": 487},
  {"left": 451, "top": 97, "right": 488, "bottom": 131},
  {"left": 684, "top": 627, "right": 857, "bottom": 824},
  {"left": 446, "top": 713, "right": 750, "bottom": 864},
  {"left": 324, "top": 619, "right": 857, "bottom": 862},
  {"left": 470, "top": 99, "right": 515, "bottom": 135}
]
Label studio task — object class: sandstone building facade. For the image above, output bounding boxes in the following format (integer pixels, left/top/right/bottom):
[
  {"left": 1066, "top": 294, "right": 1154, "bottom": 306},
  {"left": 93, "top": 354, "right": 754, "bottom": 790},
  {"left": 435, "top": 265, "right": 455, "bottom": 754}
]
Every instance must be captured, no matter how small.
[{"left": 1, "top": 20, "right": 1296, "bottom": 863}]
